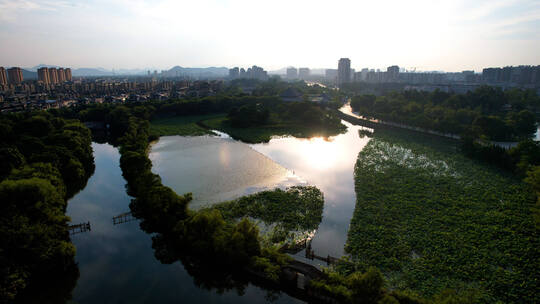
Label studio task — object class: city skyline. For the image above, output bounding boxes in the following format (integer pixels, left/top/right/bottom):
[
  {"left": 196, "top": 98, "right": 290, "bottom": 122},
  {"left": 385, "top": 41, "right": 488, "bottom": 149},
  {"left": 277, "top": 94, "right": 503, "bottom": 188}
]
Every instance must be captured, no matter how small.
[{"left": 0, "top": 0, "right": 539, "bottom": 72}]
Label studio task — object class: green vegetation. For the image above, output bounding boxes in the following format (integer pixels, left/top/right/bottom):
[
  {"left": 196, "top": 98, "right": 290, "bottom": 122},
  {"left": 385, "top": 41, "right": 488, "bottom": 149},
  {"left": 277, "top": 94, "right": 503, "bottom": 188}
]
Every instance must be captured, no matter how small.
[
  {"left": 226, "top": 77, "right": 336, "bottom": 98},
  {"left": 524, "top": 166, "right": 540, "bottom": 230},
  {"left": 111, "top": 109, "right": 296, "bottom": 291},
  {"left": 350, "top": 86, "right": 539, "bottom": 141},
  {"left": 208, "top": 186, "right": 324, "bottom": 244},
  {"left": 44, "top": 85, "right": 539, "bottom": 303},
  {"left": 149, "top": 113, "right": 225, "bottom": 136},
  {"left": 346, "top": 128, "right": 539, "bottom": 303},
  {"left": 59, "top": 94, "right": 347, "bottom": 144},
  {"left": 105, "top": 104, "right": 428, "bottom": 303},
  {"left": 0, "top": 112, "right": 94, "bottom": 303},
  {"left": 201, "top": 101, "right": 346, "bottom": 143}
]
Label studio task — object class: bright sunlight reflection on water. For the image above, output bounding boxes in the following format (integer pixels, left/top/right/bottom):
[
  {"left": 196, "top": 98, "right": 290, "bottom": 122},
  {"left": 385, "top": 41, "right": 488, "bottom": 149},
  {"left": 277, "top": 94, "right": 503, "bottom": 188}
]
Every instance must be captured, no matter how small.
[{"left": 251, "top": 119, "right": 372, "bottom": 258}]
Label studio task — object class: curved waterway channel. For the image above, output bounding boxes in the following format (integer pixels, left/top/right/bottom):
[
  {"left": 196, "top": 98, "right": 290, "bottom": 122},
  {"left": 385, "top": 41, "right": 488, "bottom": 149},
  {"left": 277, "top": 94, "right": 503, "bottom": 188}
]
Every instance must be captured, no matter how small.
[{"left": 67, "top": 117, "right": 371, "bottom": 303}]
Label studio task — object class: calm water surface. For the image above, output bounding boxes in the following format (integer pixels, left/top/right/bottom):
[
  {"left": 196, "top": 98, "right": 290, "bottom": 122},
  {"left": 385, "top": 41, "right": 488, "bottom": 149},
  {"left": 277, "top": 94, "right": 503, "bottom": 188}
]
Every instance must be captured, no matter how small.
[
  {"left": 250, "top": 121, "right": 371, "bottom": 258},
  {"left": 67, "top": 143, "right": 303, "bottom": 304},
  {"left": 68, "top": 112, "right": 536, "bottom": 302},
  {"left": 149, "top": 136, "right": 304, "bottom": 209},
  {"left": 151, "top": 120, "right": 371, "bottom": 259}
]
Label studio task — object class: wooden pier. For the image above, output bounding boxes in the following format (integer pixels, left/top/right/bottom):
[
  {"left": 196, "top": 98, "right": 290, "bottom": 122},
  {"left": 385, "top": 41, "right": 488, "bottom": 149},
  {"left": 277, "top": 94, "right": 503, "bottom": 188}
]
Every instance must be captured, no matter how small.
[
  {"left": 68, "top": 222, "right": 91, "bottom": 235},
  {"left": 112, "top": 212, "right": 137, "bottom": 225}
]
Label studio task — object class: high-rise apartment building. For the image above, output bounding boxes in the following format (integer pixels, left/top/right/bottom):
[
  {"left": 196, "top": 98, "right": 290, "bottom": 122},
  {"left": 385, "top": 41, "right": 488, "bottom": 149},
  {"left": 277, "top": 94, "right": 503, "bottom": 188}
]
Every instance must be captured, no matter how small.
[
  {"left": 337, "top": 58, "right": 351, "bottom": 86},
  {"left": 38, "top": 67, "right": 51, "bottom": 84},
  {"left": 387, "top": 65, "right": 399, "bottom": 82},
  {"left": 58, "top": 68, "right": 65, "bottom": 82},
  {"left": 49, "top": 68, "right": 58, "bottom": 84},
  {"left": 7, "top": 67, "right": 23, "bottom": 84},
  {"left": 65, "top": 68, "right": 72, "bottom": 81},
  {"left": 229, "top": 67, "right": 239, "bottom": 78},
  {"left": 286, "top": 67, "right": 298, "bottom": 79},
  {"left": 325, "top": 69, "right": 338, "bottom": 82},
  {"left": 246, "top": 65, "right": 268, "bottom": 80},
  {"left": 298, "top": 68, "right": 310, "bottom": 79},
  {"left": 0, "top": 67, "right": 7, "bottom": 86}
]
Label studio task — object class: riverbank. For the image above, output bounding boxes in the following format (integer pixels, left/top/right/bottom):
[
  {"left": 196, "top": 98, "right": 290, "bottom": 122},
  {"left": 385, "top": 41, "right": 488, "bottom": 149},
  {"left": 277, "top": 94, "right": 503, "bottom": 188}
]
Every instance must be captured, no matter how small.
[
  {"left": 338, "top": 104, "right": 525, "bottom": 149},
  {"left": 200, "top": 115, "right": 346, "bottom": 143},
  {"left": 149, "top": 113, "right": 225, "bottom": 136}
]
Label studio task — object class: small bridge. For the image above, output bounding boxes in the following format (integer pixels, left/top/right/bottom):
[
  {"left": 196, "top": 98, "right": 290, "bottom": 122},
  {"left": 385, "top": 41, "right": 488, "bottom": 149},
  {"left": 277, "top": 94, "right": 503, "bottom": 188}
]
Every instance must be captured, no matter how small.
[
  {"left": 69, "top": 222, "right": 91, "bottom": 235},
  {"left": 304, "top": 241, "right": 341, "bottom": 265},
  {"left": 112, "top": 212, "right": 137, "bottom": 225},
  {"left": 280, "top": 239, "right": 343, "bottom": 265}
]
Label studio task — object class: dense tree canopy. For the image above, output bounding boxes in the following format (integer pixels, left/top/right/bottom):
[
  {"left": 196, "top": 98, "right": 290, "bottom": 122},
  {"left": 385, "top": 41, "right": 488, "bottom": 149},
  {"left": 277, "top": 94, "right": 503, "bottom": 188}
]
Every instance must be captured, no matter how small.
[
  {"left": 0, "top": 112, "right": 94, "bottom": 303},
  {"left": 350, "top": 87, "right": 539, "bottom": 141}
]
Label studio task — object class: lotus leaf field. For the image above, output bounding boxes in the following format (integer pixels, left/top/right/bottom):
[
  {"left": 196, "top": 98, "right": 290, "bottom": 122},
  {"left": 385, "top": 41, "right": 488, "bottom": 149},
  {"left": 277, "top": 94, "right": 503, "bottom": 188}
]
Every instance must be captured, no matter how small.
[{"left": 347, "top": 128, "right": 539, "bottom": 303}]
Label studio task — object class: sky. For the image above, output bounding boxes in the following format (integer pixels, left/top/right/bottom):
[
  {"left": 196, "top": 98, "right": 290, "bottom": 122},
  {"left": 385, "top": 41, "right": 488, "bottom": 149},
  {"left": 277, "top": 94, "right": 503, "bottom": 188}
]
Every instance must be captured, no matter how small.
[{"left": 0, "top": 0, "right": 539, "bottom": 72}]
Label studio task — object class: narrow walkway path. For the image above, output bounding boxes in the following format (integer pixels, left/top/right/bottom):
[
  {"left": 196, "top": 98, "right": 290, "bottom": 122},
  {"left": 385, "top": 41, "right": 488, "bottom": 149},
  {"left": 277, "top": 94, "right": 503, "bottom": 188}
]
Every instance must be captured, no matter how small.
[{"left": 337, "top": 104, "right": 519, "bottom": 149}]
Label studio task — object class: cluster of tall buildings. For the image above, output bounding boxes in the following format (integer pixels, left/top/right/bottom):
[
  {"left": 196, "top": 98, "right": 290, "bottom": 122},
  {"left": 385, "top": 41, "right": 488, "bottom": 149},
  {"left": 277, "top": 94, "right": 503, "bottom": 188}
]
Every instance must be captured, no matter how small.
[
  {"left": 337, "top": 59, "right": 397, "bottom": 86},
  {"left": 228, "top": 65, "right": 268, "bottom": 80},
  {"left": 482, "top": 66, "right": 540, "bottom": 85},
  {"left": 0, "top": 66, "right": 73, "bottom": 86},
  {"left": 0, "top": 67, "right": 24, "bottom": 85},
  {"left": 330, "top": 58, "right": 540, "bottom": 88},
  {"left": 285, "top": 67, "right": 311, "bottom": 80},
  {"left": 37, "top": 67, "right": 72, "bottom": 84}
]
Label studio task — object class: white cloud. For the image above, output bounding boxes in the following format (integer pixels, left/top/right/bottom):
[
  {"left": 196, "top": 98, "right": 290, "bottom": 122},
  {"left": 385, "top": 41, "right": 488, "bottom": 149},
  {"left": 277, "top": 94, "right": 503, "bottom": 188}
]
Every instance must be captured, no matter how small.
[
  {"left": 0, "top": 0, "right": 538, "bottom": 71},
  {"left": 0, "top": 0, "right": 77, "bottom": 21}
]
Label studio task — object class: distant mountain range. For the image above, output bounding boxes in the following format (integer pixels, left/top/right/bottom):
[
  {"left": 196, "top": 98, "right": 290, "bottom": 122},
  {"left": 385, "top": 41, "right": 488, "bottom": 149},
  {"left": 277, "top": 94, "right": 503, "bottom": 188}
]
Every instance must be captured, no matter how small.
[
  {"left": 27, "top": 65, "right": 146, "bottom": 77},
  {"left": 14, "top": 65, "right": 327, "bottom": 79},
  {"left": 22, "top": 69, "right": 38, "bottom": 79},
  {"left": 19, "top": 65, "right": 230, "bottom": 77},
  {"left": 161, "top": 66, "right": 228, "bottom": 78}
]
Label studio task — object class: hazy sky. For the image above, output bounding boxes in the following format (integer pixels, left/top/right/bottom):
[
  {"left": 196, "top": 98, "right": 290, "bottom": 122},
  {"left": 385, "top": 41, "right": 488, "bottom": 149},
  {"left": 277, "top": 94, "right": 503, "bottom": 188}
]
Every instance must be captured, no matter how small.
[{"left": 0, "top": 0, "right": 539, "bottom": 72}]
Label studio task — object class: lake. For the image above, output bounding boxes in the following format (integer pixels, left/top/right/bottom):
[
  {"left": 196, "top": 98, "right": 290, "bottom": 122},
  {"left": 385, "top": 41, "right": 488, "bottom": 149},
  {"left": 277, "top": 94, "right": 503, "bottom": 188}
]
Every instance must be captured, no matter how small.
[
  {"left": 150, "top": 120, "right": 371, "bottom": 259},
  {"left": 66, "top": 111, "right": 538, "bottom": 303},
  {"left": 149, "top": 135, "right": 304, "bottom": 209},
  {"left": 67, "top": 116, "right": 371, "bottom": 303},
  {"left": 67, "top": 143, "right": 303, "bottom": 304},
  {"left": 250, "top": 121, "right": 371, "bottom": 258}
]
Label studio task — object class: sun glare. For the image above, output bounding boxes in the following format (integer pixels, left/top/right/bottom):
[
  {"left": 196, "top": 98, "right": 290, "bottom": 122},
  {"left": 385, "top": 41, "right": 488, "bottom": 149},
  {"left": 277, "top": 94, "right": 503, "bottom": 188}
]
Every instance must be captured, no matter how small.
[{"left": 299, "top": 137, "right": 340, "bottom": 170}]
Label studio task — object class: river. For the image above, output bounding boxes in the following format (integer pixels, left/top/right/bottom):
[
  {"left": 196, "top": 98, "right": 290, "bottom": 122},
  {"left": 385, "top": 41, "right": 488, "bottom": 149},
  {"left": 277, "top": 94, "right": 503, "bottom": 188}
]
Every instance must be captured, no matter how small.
[{"left": 67, "top": 117, "right": 370, "bottom": 303}]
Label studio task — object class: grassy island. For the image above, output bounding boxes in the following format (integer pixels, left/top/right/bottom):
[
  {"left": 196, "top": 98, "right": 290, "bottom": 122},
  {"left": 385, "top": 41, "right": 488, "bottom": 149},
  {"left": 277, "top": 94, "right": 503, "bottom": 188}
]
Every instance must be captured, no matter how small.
[{"left": 208, "top": 186, "right": 324, "bottom": 245}]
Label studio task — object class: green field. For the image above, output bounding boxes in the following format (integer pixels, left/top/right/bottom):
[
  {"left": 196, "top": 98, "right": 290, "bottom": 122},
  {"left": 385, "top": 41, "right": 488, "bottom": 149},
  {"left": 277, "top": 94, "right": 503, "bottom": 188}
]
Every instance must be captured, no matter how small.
[
  {"left": 347, "top": 129, "right": 539, "bottom": 303},
  {"left": 149, "top": 114, "right": 226, "bottom": 136},
  {"left": 200, "top": 116, "right": 345, "bottom": 143}
]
